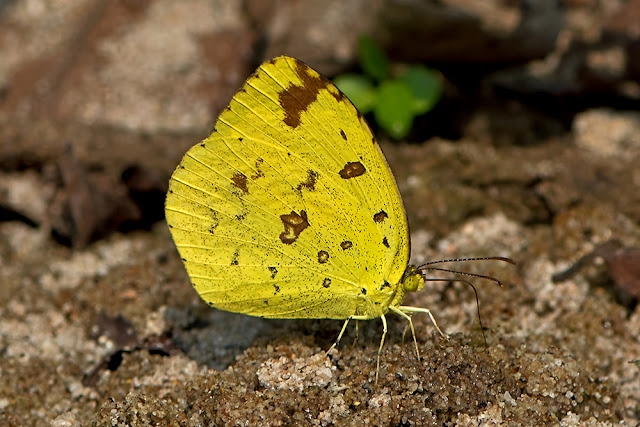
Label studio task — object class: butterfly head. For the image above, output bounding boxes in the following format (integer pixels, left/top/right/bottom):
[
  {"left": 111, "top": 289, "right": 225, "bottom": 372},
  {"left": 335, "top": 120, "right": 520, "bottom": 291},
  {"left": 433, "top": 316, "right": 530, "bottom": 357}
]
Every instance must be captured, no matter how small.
[{"left": 401, "top": 265, "right": 426, "bottom": 294}]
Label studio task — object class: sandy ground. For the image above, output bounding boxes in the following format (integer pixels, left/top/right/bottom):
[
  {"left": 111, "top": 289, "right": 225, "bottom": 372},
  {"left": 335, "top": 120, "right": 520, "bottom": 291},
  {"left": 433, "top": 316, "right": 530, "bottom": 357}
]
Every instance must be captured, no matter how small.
[{"left": 1, "top": 1, "right": 639, "bottom": 425}]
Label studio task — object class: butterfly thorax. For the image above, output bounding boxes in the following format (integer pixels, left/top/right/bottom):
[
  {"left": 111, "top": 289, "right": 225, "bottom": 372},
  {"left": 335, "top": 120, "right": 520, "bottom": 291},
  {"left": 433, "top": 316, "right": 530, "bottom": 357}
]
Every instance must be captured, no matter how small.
[
  {"left": 384, "top": 265, "right": 426, "bottom": 311},
  {"left": 354, "top": 266, "right": 425, "bottom": 319}
]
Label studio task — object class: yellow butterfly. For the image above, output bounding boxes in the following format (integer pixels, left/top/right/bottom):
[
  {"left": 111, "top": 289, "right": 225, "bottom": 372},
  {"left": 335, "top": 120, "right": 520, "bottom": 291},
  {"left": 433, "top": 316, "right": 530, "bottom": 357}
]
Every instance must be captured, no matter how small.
[{"left": 165, "top": 55, "right": 512, "bottom": 381}]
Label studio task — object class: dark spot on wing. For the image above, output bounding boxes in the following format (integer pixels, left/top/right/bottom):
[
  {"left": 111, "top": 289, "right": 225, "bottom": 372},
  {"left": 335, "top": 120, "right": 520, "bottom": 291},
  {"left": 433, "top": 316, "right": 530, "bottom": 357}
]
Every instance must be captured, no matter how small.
[
  {"left": 374, "top": 210, "right": 388, "bottom": 223},
  {"left": 278, "top": 59, "right": 343, "bottom": 128},
  {"left": 361, "top": 288, "right": 367, "bottom": 295},
  {"left": 273, "top": 284, "right": 280, "bottom": 294},
  {"left": 382, "top": 237, "right": 389, "bottom": 248},
  {"left": 318, "top": 250, "right": 329, "bottom": 264},
  {"left": 209, "top": 212, "right": 219, "bottom": 233},
  {"left": 380, "top": 281, "right": 391, "bottom": 290},
  {"left": 251, "top": 158, "right": 265, "bottom": 180},
  {"left": 340, "top": 130, "right": 347, "bottom": 141},
  {"left": 230, "top": 249, "right": 240, "bottom": 266},
  {"left": 323, "top": 278, "right": 331, "bottom": 288},
  {"left": 268, "top": 266, "right": 278, "bottom": 279},
  {"left": 296, "top": 169, "right": 319, "bottom": 192},
  {"left": 339, "top": 162, "right": 366, "bottom": 179},
  {"left": 231, "top": 172, "right": 249, "bottom": 194},
  {"left": 279, "top": 61, "right": 324, "bottom": 128},
  {"left": 340, "top": 241, "right": 352, "bottom": 250},
  {"left": 279, "top": 210, "right": 309, "bottom": 244}
]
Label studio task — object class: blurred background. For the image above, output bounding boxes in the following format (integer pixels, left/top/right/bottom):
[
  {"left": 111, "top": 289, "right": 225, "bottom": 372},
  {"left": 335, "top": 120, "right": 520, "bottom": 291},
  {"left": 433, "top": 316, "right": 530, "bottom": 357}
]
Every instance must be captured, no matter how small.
[{"left": 1, "top": 0, "right": 639, "bottom": 425}]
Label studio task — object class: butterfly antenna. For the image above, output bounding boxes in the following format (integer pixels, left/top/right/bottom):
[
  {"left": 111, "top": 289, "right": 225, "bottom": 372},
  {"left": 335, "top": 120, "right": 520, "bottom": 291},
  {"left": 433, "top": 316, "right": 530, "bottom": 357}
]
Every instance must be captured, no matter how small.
[
  {"left": 468, "top": 280, "right": 485, "bottom": 345},
  {"left": 417, "top": 256, "right": 516, "bottom": 345},
  {"left": 422, "top": 277, "right": 487, "bottom": 345},
  {"left": 417, "top": 257, "right": 515, "bottom": 287}
]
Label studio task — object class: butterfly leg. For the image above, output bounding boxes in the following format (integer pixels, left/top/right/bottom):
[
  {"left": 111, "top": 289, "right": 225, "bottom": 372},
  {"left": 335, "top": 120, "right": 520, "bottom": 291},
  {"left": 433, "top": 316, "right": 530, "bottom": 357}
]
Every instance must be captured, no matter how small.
[
  {"left": 376, "top": 313, "right": 388, "bottom": 385},
  {"left": 389, "top": 305, "right": 420, "bottom": 361},
  {"left": 397, "top": 305, "right": 448, "bottom": 339},
  {"left": 400, "top": 319, "right": 411, "bottom": 347},
  {"left": 327, "top": 318, "right": 351, "bottom": 356},
  {"left": 350, "top": 319, "right": 360, "bottom": 350},
  {"left": 327, "top": 315, "right": 370, "bottom": 355}
]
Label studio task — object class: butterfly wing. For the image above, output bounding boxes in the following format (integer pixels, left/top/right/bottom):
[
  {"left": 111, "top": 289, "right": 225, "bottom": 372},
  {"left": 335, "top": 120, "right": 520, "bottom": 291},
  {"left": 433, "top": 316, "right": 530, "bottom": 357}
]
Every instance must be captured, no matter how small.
[{"left": 165, "top": 56, "right": 409, "bottom": 319}]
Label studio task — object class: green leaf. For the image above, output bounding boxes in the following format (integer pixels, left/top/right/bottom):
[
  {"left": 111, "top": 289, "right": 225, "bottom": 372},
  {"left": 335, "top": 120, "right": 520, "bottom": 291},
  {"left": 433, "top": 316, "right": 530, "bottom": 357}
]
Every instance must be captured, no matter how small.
[
  {"left": 357, "top": 35, "right": 389, "bottom": 82},
  {"left": 333, "top": 74, "right": 377, "bottom": 114},
  {"left": 399, "top": 65, "right": 442, "bottom": 115},
  {"left": 374, "top": 79, "right": 415, "bottom": 140}
]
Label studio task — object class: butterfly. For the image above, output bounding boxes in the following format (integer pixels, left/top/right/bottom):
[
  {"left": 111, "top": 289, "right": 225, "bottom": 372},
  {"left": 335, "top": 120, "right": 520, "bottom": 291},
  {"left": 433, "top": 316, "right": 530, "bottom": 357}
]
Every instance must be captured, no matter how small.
[{"left": 165, "top": 55, "right": 513, "bottom": 382}]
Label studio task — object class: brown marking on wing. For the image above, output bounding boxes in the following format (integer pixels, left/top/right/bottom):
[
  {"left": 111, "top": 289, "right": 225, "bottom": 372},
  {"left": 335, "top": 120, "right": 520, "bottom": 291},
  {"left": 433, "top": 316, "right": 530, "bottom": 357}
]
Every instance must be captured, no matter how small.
[
  {"left": 268, "top": 266, "right": 278, "bottom": 278},
  {"left": 373, "top": 210, "right": 388, "bottom": 222},
  {"left": 278, "top": 59, "right": 344, "bottom": 128},
  {"left": 231, "top": 172, "right": 249, "bottom": 194},
  {"left": 339, "top": 162, "right": 366, "bottom": 179},
  {"left": 318, "top": 250, "right": 329, "bottom": 264},
  {"left": 230, "top": 249, "right": 240, "bottom": 266},
  {"left": 251, "top": 158, "right": 265, "bottom": 180},
  {"left": 279, "top": 210, "right": 309, "bottom": 244},
  {"left": 296, "top": 169, "right": 319, "bottom": 192}
]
